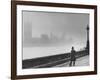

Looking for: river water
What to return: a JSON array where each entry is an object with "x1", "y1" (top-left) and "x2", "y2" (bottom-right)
[{"x1": 23, "y1": 44, "x2": 85, "y2": 60}]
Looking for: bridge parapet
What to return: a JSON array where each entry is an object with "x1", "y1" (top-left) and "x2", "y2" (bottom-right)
[{"x1": 23, "y1": 49, "x2": 88, "y2": 69}]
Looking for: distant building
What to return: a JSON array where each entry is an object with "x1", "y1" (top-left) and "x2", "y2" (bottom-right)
[
  {"x1": 41, "y1": 34, "x2": 49, "y2": 43},
  {"x1": 23, "y1": 22, "x2": 32, "y2": 44}
]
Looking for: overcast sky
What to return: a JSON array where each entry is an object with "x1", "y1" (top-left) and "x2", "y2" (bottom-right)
[{"x1": 23, "y1": 11, "x2": 89, "y2": 49}]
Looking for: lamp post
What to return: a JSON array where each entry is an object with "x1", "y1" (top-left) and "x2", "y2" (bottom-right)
[{"x1": 86, "y1": 25, "x2": 89, "y2": 54}]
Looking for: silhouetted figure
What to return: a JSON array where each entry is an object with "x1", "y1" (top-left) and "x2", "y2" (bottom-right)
[{"x1": 69, "y1": 46, "x2": 76, "y2": 66}]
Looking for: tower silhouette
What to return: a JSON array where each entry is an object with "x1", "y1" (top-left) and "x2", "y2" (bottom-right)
[{"x1": 24, "y1": 22, "x2": 32, "y2": 44}]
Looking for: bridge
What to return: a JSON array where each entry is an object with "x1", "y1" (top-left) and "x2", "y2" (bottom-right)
[
  {"x1": 22, "y1": 49, "x2": 89, "y2": 69},
  {"x1": 23, "y1": 24, "x2": 90, "y2": 69}
]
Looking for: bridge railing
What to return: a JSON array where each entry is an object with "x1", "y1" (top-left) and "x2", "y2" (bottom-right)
[{"x1": 23, "y1": 49, "x2": 88, "y2": 69}]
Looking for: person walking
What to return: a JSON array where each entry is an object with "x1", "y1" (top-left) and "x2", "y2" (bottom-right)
[{"x1": 69, "y1": 46, "x2": 76, "y2": 66}]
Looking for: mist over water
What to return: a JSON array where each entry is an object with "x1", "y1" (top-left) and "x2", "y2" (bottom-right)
[
  {"x1": 23, "y1": 42, "x2": 85, "y2": 60},
  {"x1": 22, "y1": 11, "x2": 89, "y2": 60}
]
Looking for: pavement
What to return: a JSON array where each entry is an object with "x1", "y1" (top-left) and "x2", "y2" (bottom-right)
[{"x1": 54, "y1": 55, "x2": 89, "y2": 67}]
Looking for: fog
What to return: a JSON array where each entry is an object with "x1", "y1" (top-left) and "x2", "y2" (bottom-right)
[{"x1": 22, "y1": 11, "x2": 89, "y2": 59}]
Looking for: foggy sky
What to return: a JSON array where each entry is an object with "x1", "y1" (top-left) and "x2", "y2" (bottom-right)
[{"x1": 23, "y1": 11, "x2": 89, "y2": 48}]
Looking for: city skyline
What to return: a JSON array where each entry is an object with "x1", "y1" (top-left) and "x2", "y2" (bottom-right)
[{"x1": 23, "y1": 11, "x2": 89, "y2": 49}]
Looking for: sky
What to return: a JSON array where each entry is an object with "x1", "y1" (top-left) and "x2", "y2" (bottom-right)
[{"x1": 23, "y1": 11, "x2": 89, "y2": 49}]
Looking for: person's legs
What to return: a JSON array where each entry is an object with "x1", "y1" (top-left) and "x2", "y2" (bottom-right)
[
  {"x1": 73, "y1": 60, "x2": 75, "y2": 66},
  {"x1": 69, "y1": 61, "x2": 72, "y2": 66}
]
